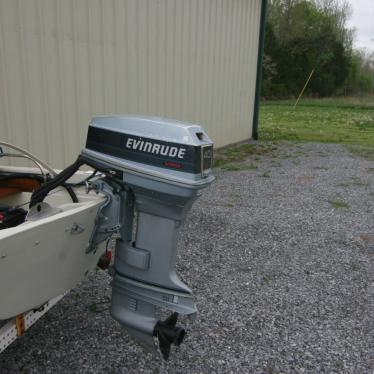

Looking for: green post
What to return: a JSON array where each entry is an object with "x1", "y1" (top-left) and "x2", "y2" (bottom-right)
[{"x1": 252, "y1": 0, "x2": 268, "y2": 140}]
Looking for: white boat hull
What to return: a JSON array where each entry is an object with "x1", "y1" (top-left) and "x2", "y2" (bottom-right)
[{"x1": 0, "y1": 181, "x2": 106, "y2": 319}]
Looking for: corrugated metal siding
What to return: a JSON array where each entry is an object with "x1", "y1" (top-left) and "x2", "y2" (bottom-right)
[{"x1": 0, "y1": 0, "x2": 261, "y2": 168}]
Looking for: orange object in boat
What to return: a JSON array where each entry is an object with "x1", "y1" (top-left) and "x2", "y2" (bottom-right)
[{"x1": 0, "y1": 177, "x2": 41, "y2": 198}]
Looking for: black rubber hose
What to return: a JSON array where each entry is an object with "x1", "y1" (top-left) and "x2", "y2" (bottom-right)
[
  {"x1": 29, "y1": 153, "x2": 125, "y2": 208},
  {"x1": 30, "y1": 157, "x2": 84, "y2": 207},
  {"x1": 62, "y1": 183, "x2": 79, "y2": 203},
  {"x1": 0, "y1": 172, "x2": 78, "y2": 205}
]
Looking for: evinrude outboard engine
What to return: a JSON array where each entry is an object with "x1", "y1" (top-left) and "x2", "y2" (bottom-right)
[{"x1": 80, "y1": 116, "x2": 214, "y2": 359}]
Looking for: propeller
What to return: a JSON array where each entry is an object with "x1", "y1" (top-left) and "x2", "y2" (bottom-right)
[{"x1": 153, "y1": 312, "x2": 186, "y2": 360}]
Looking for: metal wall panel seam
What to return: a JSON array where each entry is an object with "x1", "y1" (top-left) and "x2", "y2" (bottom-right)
[
  {"x1": 86, "y1": 0, "x2": 94, "y2": 122},
  {"x1": 0, "y1": 2, "x2": 12, "y2": 147},
  {"x1": 235, "y1": 0, "x2": 245, "y2": 139},
  {"x1": 209, "y1": 0, "x2": 216, "y2": 139},
  {"x1": 71, "y1": 0, "x2": 81, "y2": 156},
  {"x1": 16, "y1": 0, "x2": 31, "y2": 152},
  {"x1": 237, "y1": 0, "x2": 249, "y2": 139},
  {"x1": 37, "y1": 0, "x2": 52, "y2": 163},
  {"x1": 55, "y1": 0, "x2": 67, "y2": 164},
  {"x1": 229, "y1": 0, "x2": 241, "y2": 144}
]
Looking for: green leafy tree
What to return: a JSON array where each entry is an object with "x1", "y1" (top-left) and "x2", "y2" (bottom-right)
[
  {"x1": 263, "y1": 0, "x2": 354, "y2": 98},
  {"x1": 343, "y1": 50, "x2": 374, "y2": 95}
]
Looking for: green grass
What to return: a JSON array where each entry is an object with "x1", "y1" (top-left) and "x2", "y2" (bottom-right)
[
  {"x1": 222, "y1": 163, "x2": 258, "y2": 171},
  {"x1": 347, "y1": 145, "x2": 374, "y2": 161},
  {"x1": 260, "y1": 171, "x2": 271, "y2": 178},
  {"x1": 260, "y1": 96, "x2": 374, "y2": 146},
  {"x1": 338, "y1": 177, "x2": 369, "y2": 188},
  {"x1": 328, "y1": 199, "x2": 351, "y2": 209},
  {"x1": 212, "y1": 97, "x2": 373, "y2": 171},
  {"x1": 214, "y1": 143, "x2": 276, "y2": 168},
  {"x1": 262, "y1": 96, "x2": 374, "y2": 110}
]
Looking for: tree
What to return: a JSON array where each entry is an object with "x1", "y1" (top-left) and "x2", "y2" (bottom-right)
[
  {"x1": 343, "y1": 50, "x2": 374, "y2": 95},
  {"x1": 263, "y1": 0, "x2": 354, "y2": 98}
]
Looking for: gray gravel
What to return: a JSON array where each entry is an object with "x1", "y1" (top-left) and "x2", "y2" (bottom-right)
[{"x1": 1, "y1": 142, "x2": 373, "y2": 374}]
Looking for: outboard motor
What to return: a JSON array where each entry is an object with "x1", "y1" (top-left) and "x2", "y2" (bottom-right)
[{"x1": 80, "y1": 116, "x2": 214, "y2": 359}]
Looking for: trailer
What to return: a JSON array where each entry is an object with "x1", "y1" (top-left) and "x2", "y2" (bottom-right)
[{"x1": 0, "y1": 293, "x2": 66, "y2": 353}]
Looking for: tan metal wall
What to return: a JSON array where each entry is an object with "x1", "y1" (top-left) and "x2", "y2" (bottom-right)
[{"x1": 0, "y1": 0, "x2": 261, "y2": 168}]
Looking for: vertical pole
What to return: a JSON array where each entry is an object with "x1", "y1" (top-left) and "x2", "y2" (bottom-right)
[
  {"x1": 252, "y1": 0, "x2": 268, "y2": 140},
  {"x1": 294, "y1": 68, "x2": 316, "y2": 109}
]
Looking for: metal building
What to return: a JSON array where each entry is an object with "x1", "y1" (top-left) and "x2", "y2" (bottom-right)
[{"x1": 0, "y1": 0, "x2": 266, "y2": 168}]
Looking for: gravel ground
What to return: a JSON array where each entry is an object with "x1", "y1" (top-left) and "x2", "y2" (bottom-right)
[{"x1": 1, "y1": 142, "x2": 373, "y2": 374}]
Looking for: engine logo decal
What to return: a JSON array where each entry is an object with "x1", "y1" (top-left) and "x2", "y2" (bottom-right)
[
  {"x1": 86, "y1": 126, "x2": 213, "y2": 174},
  {"x1": 125, "y1": 138, "x2": 187, "y2": 159}
]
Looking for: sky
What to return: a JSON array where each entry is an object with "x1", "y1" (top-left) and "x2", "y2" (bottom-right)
[{"x1": 345, "y1": 0, "x2": 374, "y2": 51}]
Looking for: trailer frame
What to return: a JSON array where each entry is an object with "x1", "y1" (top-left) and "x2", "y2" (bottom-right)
[{"x1": 0, "y1": 292, "x2": 67, "y2": 353}]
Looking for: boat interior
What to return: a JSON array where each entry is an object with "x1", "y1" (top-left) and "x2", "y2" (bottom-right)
[
  {"x1": 0, "y1": 170, "x2": 41, "y2": 228},
  {"x1": 0, "y1": 142, "x2": 101, "y2": 231}
]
